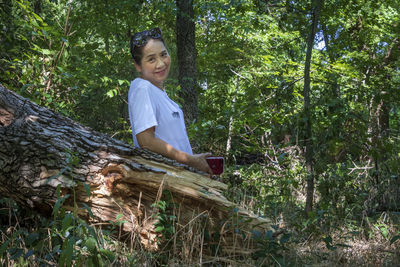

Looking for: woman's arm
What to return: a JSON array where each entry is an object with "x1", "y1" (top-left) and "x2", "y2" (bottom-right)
[{"x1": 136, "y1": 127, "x2": 213, "y2": 174}]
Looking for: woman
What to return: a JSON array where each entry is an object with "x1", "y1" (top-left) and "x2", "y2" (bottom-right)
[{"x1": 128, "y1": 28, "x2": 212, "y2": 174}]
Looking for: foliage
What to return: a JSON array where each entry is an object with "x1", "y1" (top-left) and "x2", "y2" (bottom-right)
[
  {"x1": 152, "y1": 191, "x2": 177, "y2": 245},
  {"x1": 1, "y1": 0, "x2": 400, "y2": 265},
  {"x1": 0, "y1": 154, "x2": 129, "y2": 266}
]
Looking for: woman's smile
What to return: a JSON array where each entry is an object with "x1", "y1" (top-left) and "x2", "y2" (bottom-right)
[
  {"x1": 134, "y1": 39, "x2": 171, "y2": 89},
  {"x1": 155, "y1": 69, "x2": 166, "y2": 75}
]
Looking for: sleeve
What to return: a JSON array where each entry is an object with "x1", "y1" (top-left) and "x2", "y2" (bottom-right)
[{"x1": 128, "y1": 80, "x2": 158, "y2": 135}]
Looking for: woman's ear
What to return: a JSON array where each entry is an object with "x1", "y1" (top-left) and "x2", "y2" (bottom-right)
[{"x1": 134, "y1": 61, "x2": 141, "y2": 73}]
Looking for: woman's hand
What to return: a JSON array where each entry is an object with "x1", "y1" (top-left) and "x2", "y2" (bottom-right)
[
  {"x1": 189, "y1": 153, "x2": 213, "y2": 175},
  {"x1": 137, "y1": 128, "x2": 213, "y2": 175}
]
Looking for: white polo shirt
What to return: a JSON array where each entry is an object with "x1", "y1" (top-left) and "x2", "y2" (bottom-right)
[{"x1": 128, "y1": 78, "x2": 193, "y2": 155}]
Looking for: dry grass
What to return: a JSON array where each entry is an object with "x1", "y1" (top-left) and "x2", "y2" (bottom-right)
[
  {"x1": 138, "y1": 201, "x2": 271, "y2": 266},
  {"x1": 286, "y1": 233, "x2": 400, "y2": 266},
  {"x1": 1, "y1": 206, "x2": 399, "y2": 267},
  {"x1": 1, "y1": 172, "x2": 400, "y2": 267}
]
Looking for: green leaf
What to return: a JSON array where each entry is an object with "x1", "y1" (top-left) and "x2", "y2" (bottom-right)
[
  {"x1": 380, "y1": 227, "x2": 388, "y2": 238},
  {"x1": 264, "y1": 230, "x2": 273, "y2": 240},
  {"x1": 99, "y1": 248, "x2": 115, "y2": 262},
  {"x1": 41, "y1": 29, "x2": 48, "y2": 37},
  {"x1": 59, "y1": 237, "x2": 74, "y2": 267},
  {"x1": 280, "y1": 233, "x2": 291, "y2": 244},
  {"x1": 323, "y1": 235, "x2": 332, "y2": 244},
  {"x1": 0, "y1": 240, "x2": 10, "y2": 256},
  {"x1": 106, "y1": 89, "x2": 117, "y2": 98},
  {"x1": 155, "y1": 226, "x2": 165, "y2": 232},
  {"x1": 82, "y1": 203, "x2": 94, "y2": 218},
  {"x1": 41, "y1": 49, "x2": 54, "y2": 55},
  {"x1": 25, "y1": 232, "x2": 39, "y2": 246},
  {"x1": 8, "y1": 248, "x2": 24, "y2": 260},
  {"x1": 85, "y1": 237, "x2": 97, "y2": 253},
  {"x1": 53, "y1": 245, "x2": 61, "y2": 253},
  {"x1": 118, "y1": 79, "x2": 127, "y2": 85},
  {"x1": 31, "y1": 19, "x2": 40, "y2": 28},
  {"x1": 52, "y1": 194, "x2": 70, "y2": 217},
  {"x1": 32, "y1": 12, "x2": 44, "y2": 23},
  {"x1": 390, "y1": 235, "x2": 400, "y2": 245},
  {"x1": 24, "y1": 250, "x2": 35, "y2": 259},
  {"x1": 83, "y1": 183, "x2": 91, "y2": 197},
  {"x1": 62, "y1": 213, "x2": 74, "y2": 232}
]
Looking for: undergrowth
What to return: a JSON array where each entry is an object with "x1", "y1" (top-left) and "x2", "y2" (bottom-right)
[
  {"x1": 1, "y1": 145, "x2": 400, "y2": 266},
  {"x1": 0, "y1": 190, "x2": 137, "y2": 266},
  {"x1": 0, "y1": 191, "x2": 289, "y2": 266},
  {"x1": 219, "y1": 144, "x2": 400, "y2": 266}
]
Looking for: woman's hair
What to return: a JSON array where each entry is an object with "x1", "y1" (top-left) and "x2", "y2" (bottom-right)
[{"x1": 130, "y1": 27, "x2": 166, "y2": 65}]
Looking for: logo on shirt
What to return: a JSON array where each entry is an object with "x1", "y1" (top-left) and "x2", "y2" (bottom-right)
[{"x1": 172, "y1": 111, "x2": 180, "y2": 118}]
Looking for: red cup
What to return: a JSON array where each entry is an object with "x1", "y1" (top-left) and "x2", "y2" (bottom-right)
[{"x1": 206, "y1": 156, "x2": 224, "y2": 175}]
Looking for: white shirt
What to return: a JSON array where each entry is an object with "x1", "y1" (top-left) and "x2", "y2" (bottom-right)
[{"x1": 128, "y1": 78, "x2": 193, "y2": 155}]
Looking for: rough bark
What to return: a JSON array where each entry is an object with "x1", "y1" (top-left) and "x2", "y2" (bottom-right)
[
  {"x1": 0, "y1": 84, "x2": 272, "y2": 254},
  {"x1": 176, "y1": 0, "x2": 198, "y2": 125}
]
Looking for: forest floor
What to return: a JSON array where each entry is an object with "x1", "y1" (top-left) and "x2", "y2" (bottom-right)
[
  {"x1": 1, "y1": 198, "x2": 400, "y2": 266},
  {"x1": 289, "y1": 237, "x2": 400, "y2": 266},
  {"x1": 275, "y1": 203, "x2": 400, "y2": 266},
  {"x1": 1, "y1": 171, "x2": 400, "y2": 266}
]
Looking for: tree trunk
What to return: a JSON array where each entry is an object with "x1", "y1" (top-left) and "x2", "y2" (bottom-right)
[
  {"x1": 226, "y1": 75, "x2": 239, "y2": 158},
  {"x1": 176, "y1": 0, "x2": 198, "y2": 125},
  {"x1": 303, "y1": 0, "x2": 323, "y2": 215},
  {"x1": 34, "y1": 0, "x2": 41, "y2": 14},
  {"x1": 0, "y1": 84, "x2": 272, "y2": 255}
]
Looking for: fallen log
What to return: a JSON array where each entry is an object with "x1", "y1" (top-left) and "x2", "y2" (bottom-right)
[{"x1": 0, "y1": 84, "x2": 272, "y2": 257}]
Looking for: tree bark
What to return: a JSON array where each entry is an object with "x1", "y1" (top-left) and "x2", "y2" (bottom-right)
[
  {"x1": 34, "y1": 0, "x2": 41, "y2": 14},
  {"x1": 176, "y1": 0, "x2": 198, "y2": 125},
  {"x1": 0, "y1": 84, "x2": 271, "y2": 255},
  {"x1": 226, "y1": 75, "x2": 239, "y2": 158},
  {"x1": 303, "y1": 0, "x2": 323, "y2": 215}
]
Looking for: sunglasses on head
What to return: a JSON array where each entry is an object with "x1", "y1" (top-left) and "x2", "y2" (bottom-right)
[{"x1": 131, "y1": 27, "x2": 162, "y2": 47}]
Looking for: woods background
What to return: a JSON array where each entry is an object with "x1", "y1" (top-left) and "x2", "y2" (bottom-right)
[{"x1": 1, "y1": 0, "x2": 400, "y2": 266}]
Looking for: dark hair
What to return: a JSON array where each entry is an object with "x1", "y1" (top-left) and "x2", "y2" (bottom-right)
[{"x1": 130, "y1": 27, "x2": 166, "y2": 65}]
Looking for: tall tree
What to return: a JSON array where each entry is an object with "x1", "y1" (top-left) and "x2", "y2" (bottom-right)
[
  {"x1": 304, "y1": 0, "x2": 323, "y2": 214},
  {"x1": 176, "y1": 0, "x2": 198, "y2": 125}
]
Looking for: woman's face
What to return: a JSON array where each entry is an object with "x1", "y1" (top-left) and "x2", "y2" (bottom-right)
[{"x1": 134, "y1": 39, "x2": 171, "y2": 89}]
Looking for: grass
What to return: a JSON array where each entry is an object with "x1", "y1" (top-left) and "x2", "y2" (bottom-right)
[{"x1": 1, "y1": 196, "x2": 400, "y2": 266}]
